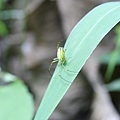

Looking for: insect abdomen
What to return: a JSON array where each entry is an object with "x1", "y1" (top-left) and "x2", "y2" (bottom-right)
[{"x1": 57, "y1": 47, "x2": 66, "y2": 64}]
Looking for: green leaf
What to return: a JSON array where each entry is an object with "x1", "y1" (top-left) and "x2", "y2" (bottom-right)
[
  {"x1": 0, "y1": 73, "x2": 34, "y2": 120},
  {"x1": 99, "y1": 53, "x2": 120, "y2": 64},
  {"x1": 106, "y1": 79, "x2": 120, "y2": 91},
  {"x1": 104, "y1": 25, "x2": 120, "y2": 81},
  {"x1": 0, "y1": 0, "x2": 5, "y2": 10},
  {"x1": 0, "y1": 20, "x2": 9, "y2": 36},
  {"x1": 34, "y1": 2, "x2": 120, "y2": 120}
]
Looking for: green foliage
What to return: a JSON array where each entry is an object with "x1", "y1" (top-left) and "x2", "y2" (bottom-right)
[
  {"x1": 100, "y1": 53, "x2": 120, "y2": 65},
  {"x1": 0, "y1": 0, "x2": 9, "y2": 36},
  {"x1": 0, "y1": 71, "x2": 34, "y2": 120},
  {"x1": 106, "y1": 79, "x2": 120, "y2": 91},
  {"x1": 0, "y1": 20, "x2": 9, "y2": 36},
  {"x1": 34, "y1": 2, "x2": 120, "y2": 120},
  {"x1": 0, "y1": 0, "x2": 6, "y2": 10},
  {"x1": 104, "y1": 25, "x2": 120, "y2": 81}
]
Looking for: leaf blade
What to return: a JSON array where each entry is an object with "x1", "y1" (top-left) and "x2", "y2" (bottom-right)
[{"x1": 34, "y1": 2, "x2": 120, "y2": 120}]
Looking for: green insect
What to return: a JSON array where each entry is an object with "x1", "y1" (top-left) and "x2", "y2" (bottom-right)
[{"x1": 48, "y1": 41, "x2": 75, "y2": 83}]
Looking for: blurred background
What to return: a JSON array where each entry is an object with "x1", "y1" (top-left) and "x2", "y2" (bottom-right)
[{"x1": 0, "y1": 0, "x2": 120, "y2": 120}]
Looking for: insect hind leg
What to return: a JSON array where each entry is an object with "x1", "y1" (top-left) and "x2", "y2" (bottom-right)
[
  {"x1": 62, "y1": 64, "x2": 76, "y2": 74},
  {"x1": 58, "y1": 67, "x2": 72, "y2": 83}
]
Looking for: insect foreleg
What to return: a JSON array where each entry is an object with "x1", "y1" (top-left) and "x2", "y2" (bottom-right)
[
  {"x1": 57, "y1": 40, "x2": 63, "y2": 49},
  {"x1": 48, "y1": 58, "x2": 58, "y2": 76}
]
